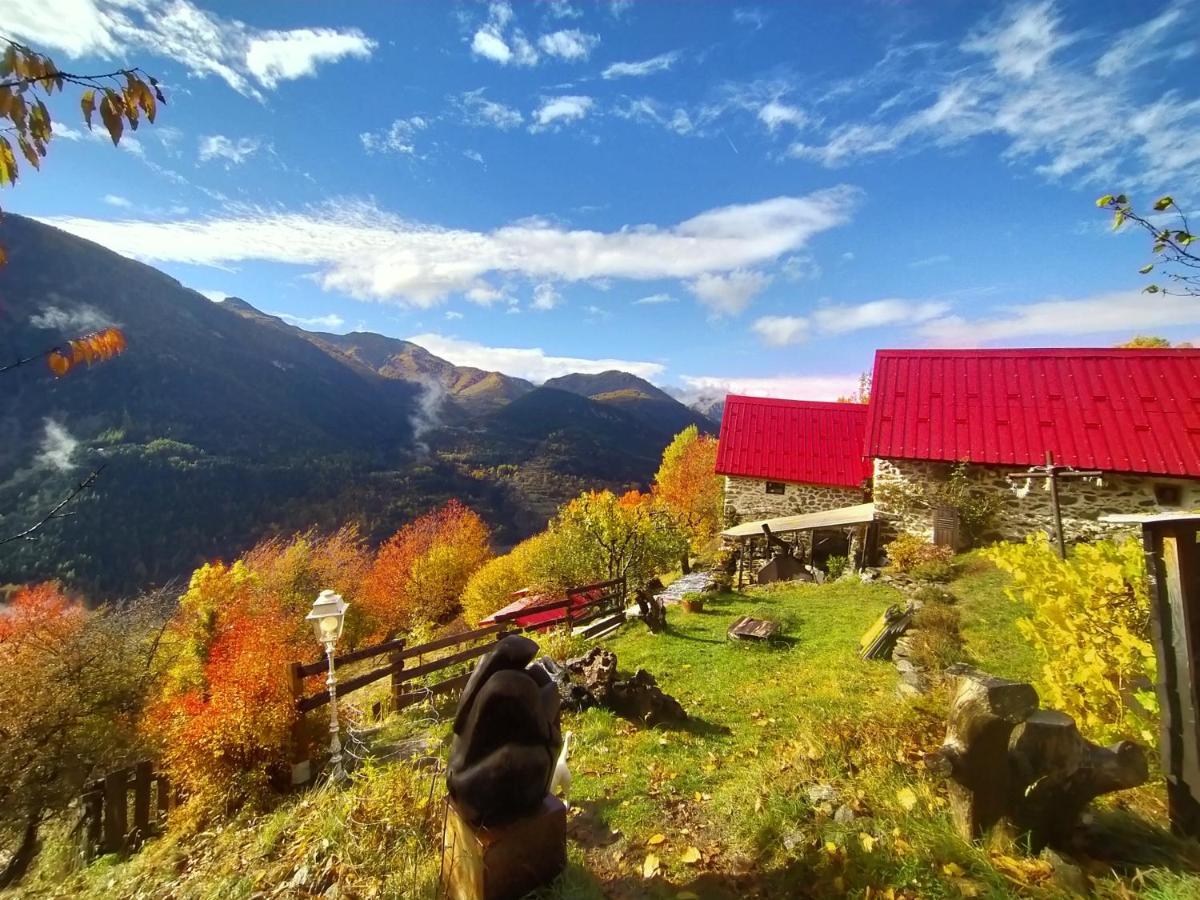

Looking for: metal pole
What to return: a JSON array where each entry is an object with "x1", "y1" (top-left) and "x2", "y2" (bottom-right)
[
  {"x1": 1045, "y1": 451, "x2": 1067, "y2": 560},
  {"x1": 324, "y1": 640, "x2": 345, "y2": 783}
]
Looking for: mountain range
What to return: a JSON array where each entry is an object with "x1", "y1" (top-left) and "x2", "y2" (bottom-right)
[{"x1": 0, "y1": 214, "x2": 715, "y2": 596}]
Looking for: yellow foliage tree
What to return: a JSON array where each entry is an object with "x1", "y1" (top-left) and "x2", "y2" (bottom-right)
[
  {"x1": 652, "y1": 425, "x2": 722, "y2": 566},
  {"x1": 985, "y1": 534, "x2": 1158, "y2": 743},
  {"x1": 461, "y1": 532, "x2": 560, "y2": 625}
]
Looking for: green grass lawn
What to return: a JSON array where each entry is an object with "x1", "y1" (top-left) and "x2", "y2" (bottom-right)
[{"x1": 20, "y1": 564, "x2": 1200, "y2": 899}]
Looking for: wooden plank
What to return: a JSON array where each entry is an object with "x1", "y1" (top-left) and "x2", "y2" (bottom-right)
[
  {"x1": 394, "y1": 642, "x2": 497, "y2": 684},
  {"x1": 580, "y1": 612, "x2": 625, "y2": 639},
  {"x1": 494, "y1": 598, "x2": 572, "y2": 623},
  {"x1": 287, "y1": 661, "x2": 309, "y2": 759},
  {"x1": 392, "y1": 671, "x2": 472, "y2": 712},
  {"x1": 297, "y1": 659, "x2": 398, "y2": 713},
  {"x1": 102, "y1": 769, "x2": 129, "y2": 853},
  {"x1": 82, "y1": 789, "x2": 103, "y2": 859},
  {"x1": 567, "y1": 577, "x2": 624, "y2": 597},
  {"x1": 132, "y1": 762, "x2": 152, "y2": 840},
  {"x1": 297, "y1": 638, "x2": 406, "y2": 678},
  {"x1": 397, "y1": 623, "x2": 504, "y2": 659}
]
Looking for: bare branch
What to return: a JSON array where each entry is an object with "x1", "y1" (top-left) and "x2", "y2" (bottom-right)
[{"x1": 0, "y1": 466, "x2": 104, "y2": 547}]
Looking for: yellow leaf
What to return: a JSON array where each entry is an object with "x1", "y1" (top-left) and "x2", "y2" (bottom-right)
[
  {"x1": 642, "y1": 853, "x2": 660, "y2": 879},
  {"x1": 680, "y1": 846, "x2": 701, "y2": 864},
  {"x1": 859, "y1": 832, "x2": 876, "y2": 852},
  {"x1": 896, "y1": 787, "x2": 918, "y2": 811},
  {"x1": 647, "y1": 833, "x2": 667, "y2": 846},
  {"x1": 100, "y1": 91, "x2": 123, "y2": 146},
  {"x1": 943, "y1": 862, "x2": 965, "y2": 877},
  {"x1": 80, "y1": 89, "x2": 96, "y2": 130}
]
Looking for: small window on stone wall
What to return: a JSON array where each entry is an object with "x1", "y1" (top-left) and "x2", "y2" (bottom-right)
[
  {"x1": 765, "y1": 481, "x2": 786, "y2": 495},
  {"x1": 1154, "y1": 483, "x2": 1183, "y2": 507}
]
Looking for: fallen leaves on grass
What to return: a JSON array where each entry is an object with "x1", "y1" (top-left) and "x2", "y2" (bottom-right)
[
  {"x1": 896, "y1": 787, "x2": 918, "y2": 811},
  {"x1": 642, "y1": 853, "x2": 661, "y2": 878},
  {"x1": 647, "y1": 833, "x2": 667, "y2": 846},
  {"x1": 680, "y1": 846, "x2": 702, "y2": 864}
]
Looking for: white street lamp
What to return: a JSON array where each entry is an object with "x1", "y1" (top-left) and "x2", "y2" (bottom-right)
[{"x1": 306, "y1": 590, "x2": 348, "y2": 783}]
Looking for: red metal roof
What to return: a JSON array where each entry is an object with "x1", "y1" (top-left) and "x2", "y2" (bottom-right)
[
  {"x1": 715, "y1": 395, "x2": 872, "y2": 488},
  {"x1": 864, "y1": 348, "x2": 1200, "y2": 477}
]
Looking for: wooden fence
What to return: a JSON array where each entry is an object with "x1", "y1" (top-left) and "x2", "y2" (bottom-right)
[
  {"x1": 79, "y1": 761, "x2": 174, "y2": 857},
  {"x1": 492, "y1": 576, "x2": 627, "y2": 638}
]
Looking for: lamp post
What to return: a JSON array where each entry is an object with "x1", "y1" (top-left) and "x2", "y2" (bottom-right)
[{"x1": 306, "y1": 590, "x2": 348, "y2": 783}]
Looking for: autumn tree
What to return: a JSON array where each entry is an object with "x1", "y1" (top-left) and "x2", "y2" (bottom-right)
[
  {"x1": 542, "y1": 490, "x2": 687, "y2": 591},
  {"x1": 461, "y1": 531, "x2": 560, "y2": 625},
  {"x1": 1116, "y1": 335, "x2": 1192, "y2": 348},
  {"x1": 1098, "y1": 193, "x2": 1198, "y2": 296},
  {"x1": 0, "y1": 584, "x2": 168, "y2": 887},
  {"x1": 360, "y1": 501, "x2": 492, "y2": 640},
  {"x1": 652, "y1": 426, "x2": 722, "y2": 572},
  {"x1": 836, "y1": 371, "x2": 871, "y2": 404}
]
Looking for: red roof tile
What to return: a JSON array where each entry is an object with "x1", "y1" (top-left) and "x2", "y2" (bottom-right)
[
  {"x1": 715, "y1": 395, "x2": 872, "y2": 488},
  {"x1": 864, "y1": 348, "x2": 1200, "y2": 477}
]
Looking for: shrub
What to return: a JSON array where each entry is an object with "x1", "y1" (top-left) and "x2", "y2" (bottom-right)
[
  {"x1": 537, "y1": 626, "x2": 588, "y2": 662},
  {"x1": 911, "y1": 585, "x2": 957, "y2": 606},
  {"x1": 884, "y1": 533, "x2": 954, "y2": 575},
  {"x1": 461, "y1": 532, "x2": 559, "y2": 625},
  {"x1": 985, "y1": 534, "x2": 1157, "y2": 742},
  {"x1": 906, "y1": 602, "x2": 964, "y2": 672},
  {"x1": 825, "y1": 554, "x2": 848, "y2": 580},
  {"x1": 910, "y1": 559, "x2": 956, "y2": 583},
  {"x1": 912, "y1": 603, "x2": 960, "y2": 634}
]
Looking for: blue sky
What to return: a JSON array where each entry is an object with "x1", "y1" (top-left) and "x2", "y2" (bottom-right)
[{"x1": 5, "y1": 0, "x2": 1200, "y2": 400}]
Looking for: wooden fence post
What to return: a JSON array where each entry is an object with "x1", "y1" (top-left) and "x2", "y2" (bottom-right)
[
  {"x1": 155, "y1": 774, "x2": 171, "y2": 823},
  {"x1": 130, "y1": 762, "x2": 152, "y2": 847},
  {"x1": 80, "y1": 787, "x2": 102, "y2": 860},
  {"x1": 389, "y1": 650, "x2": 406, "y2": 712},
  {"x1": 102, "y1": 769, "x2": 129, "y2": 854},
  {"x1": 287, "y1": 661, "x2": 311, "y2": 786}
]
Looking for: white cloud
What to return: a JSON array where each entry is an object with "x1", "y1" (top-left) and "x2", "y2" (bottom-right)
[
  {"x1": 614, "y1": 98, "x2": 695, "y2": 135},
  {"x1": 360, "y1": 117, "x2": 428, "y2": 155},
  {"x1": 455, "y1": 89, "x2": 524, "y2": 129},
  {"x1": 38, "y1": 186, "x2": 858, "y2": 309},
  {"x1": 531, "y1": 282, "x2": 562, "y2": 310},
  {"x1": 40, "y1": 418, "x2": 78, "y2": 472},
  {"x1": 918, "y1": 290, "x2": 1200, "y2": 345},
  {"x1": 758, "y1": 100, "x2": 807, "y2": 131},
  {"x1": 271, "y1": 311, "x2": 347, "y2": 331},
  {"x1": 471, "y1": 29, "x2": 513, "y2": 64},
  {"x1": 1095, "y1": 1, "x2": 1192, "y2": 77},
  {"x1": 602, "y1": 51, "x2": 679, "y2": 79},
  {"x1": 687, "y1": 269, "x2": 771, "y2": 316},
  {"x1": 406, "y1": 333, "x2": 664, "y2": 382},
  {"x1": 751, "y1": 315, "x2": 809, "y2": 346},
  {"x1": 908, "y1": 253, "x2": 951, "y2": 268},
  {"x1": 5, "y1": 0, "x2": 374, "y2": 99},
  {"x1": 538, "y1": 29, "x2": 599, "y2": 61},
  {"x1": 445, "y1": 310, "x2": 464, "y2": 320},
  {"x1": 545, "y1": 0, "x2": 582, "y2": 20},
  {"x1": 464, "y1": 149, "x2": 484, "y2": 164},
  {"x1": 102, "y1": 194, "x2": 132, "y2": 208},
  {"x1": 787, "y1": 2, "x2": 1200, "y2": 190},
  {"x1": 532, "y1": 95, "x2": 593, "y2": 130},
  {"x1": 198, "y1": 134, "x2": 262, "y2": 165},
  {"x1": 814, "y1": 299, "x2": 950, "y2": 334},
  {"x1": 732, "y1": 8, "x2": 769, "y2": 30},
  {"x1": 677, "y1": 373, "x2": 861, "y2": 402},
  {"x1": 633, "y1": 293, "x2": 677, "y2": 305}
]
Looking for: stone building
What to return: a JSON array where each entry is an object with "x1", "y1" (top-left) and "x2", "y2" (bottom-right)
[
  {"x1": 864, "y1": 348, "x2": 1200, "y2": 546},
  {"x1": 715, "y1": 395, "x2": 871, "y2": 523}
]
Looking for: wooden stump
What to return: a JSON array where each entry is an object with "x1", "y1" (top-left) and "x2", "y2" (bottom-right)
[
  {"x1": 443, "y1": 795, "x2": 567, "y2": 900},
  {"x1": 1009, "y1": 710, "x2": 1149, "y2": 849},
  {"x1": 934, "y1": 664, "x2": 1039, "y2": 839}
]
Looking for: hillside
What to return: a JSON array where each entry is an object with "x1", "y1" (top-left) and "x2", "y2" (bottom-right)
[
  {"x1": 0, "y1": 215, "x2": 703, "y2": 596},
  {"x1": 544, "y1": 370, "x2": 716, "y2": 440}
]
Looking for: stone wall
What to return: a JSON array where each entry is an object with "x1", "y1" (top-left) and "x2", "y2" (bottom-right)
[
  {"x1": 872, "y1": 457, "x2": 1200, "y2": 546},
  {"x1": 724, "y1": 475, "x2": 864, "y2": 524}
]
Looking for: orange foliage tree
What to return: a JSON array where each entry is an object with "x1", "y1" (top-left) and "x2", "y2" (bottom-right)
[
  {"x1": 0, "y1": 583, "x2": 160, "y2": 886},
  {"x1": 652, "y1": 425, "x2": 722, "y2": 568},
  {"x1": 144, "y1": 527, "x2": 370, "y2": 814},
  {"x1": 360, "y1": 500, "x2": 492, "y2": 640}
]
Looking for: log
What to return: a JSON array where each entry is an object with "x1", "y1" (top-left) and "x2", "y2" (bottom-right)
[
  {"x1": 1008, "y1": 710, "x2": 1149, "y2": 849},
  {"x1": 934, "y1": 664, "x2": 1039, "y2": 839}
]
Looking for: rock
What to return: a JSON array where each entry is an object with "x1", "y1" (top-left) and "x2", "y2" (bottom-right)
[
  {"x1": 892, "y1": 635, "x2": 916, "y2": 660},
  {"x1": 1041, "y1": 849, "x2": 1090, "y2": 895},
  {"x1": 834, "y1": 804, "x2": 857, "y2": 825},
  {"x1": 609, "y1": 668, "x2": 687, "y2": 727},
  {"x1": 894, "y1": 658, "x2": 917, "y2": 675},
  {"x1": 806, "y1": 784, "x2": 838, "y2": 805},
  {"x1": 781, "y1": 829, "x2": 805, "y2": 851},
  {"x1": 565, "y1": 647, "x2": 618, "y2": 706}
]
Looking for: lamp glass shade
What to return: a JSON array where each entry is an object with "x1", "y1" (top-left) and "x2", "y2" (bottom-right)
[{"x1": 306, "y1": 590, "x2": 348, "y2": 644}]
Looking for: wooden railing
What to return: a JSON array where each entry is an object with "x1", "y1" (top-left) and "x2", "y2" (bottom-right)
[
  {"x1": 79, "y1": 761, "x2": 174, "y2": 857},
  {"x1": 492, "y1": 576, "x2": 627, "y2": 639}
]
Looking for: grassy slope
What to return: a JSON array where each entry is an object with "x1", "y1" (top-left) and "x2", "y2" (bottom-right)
[{"x1": 19, "y1": 569, "x2": 1200, "y2": 899}]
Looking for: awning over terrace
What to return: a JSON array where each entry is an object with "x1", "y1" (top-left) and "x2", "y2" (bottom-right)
[{"x1": 721, "y1": 502, "x2": 878, "y2": 540}]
